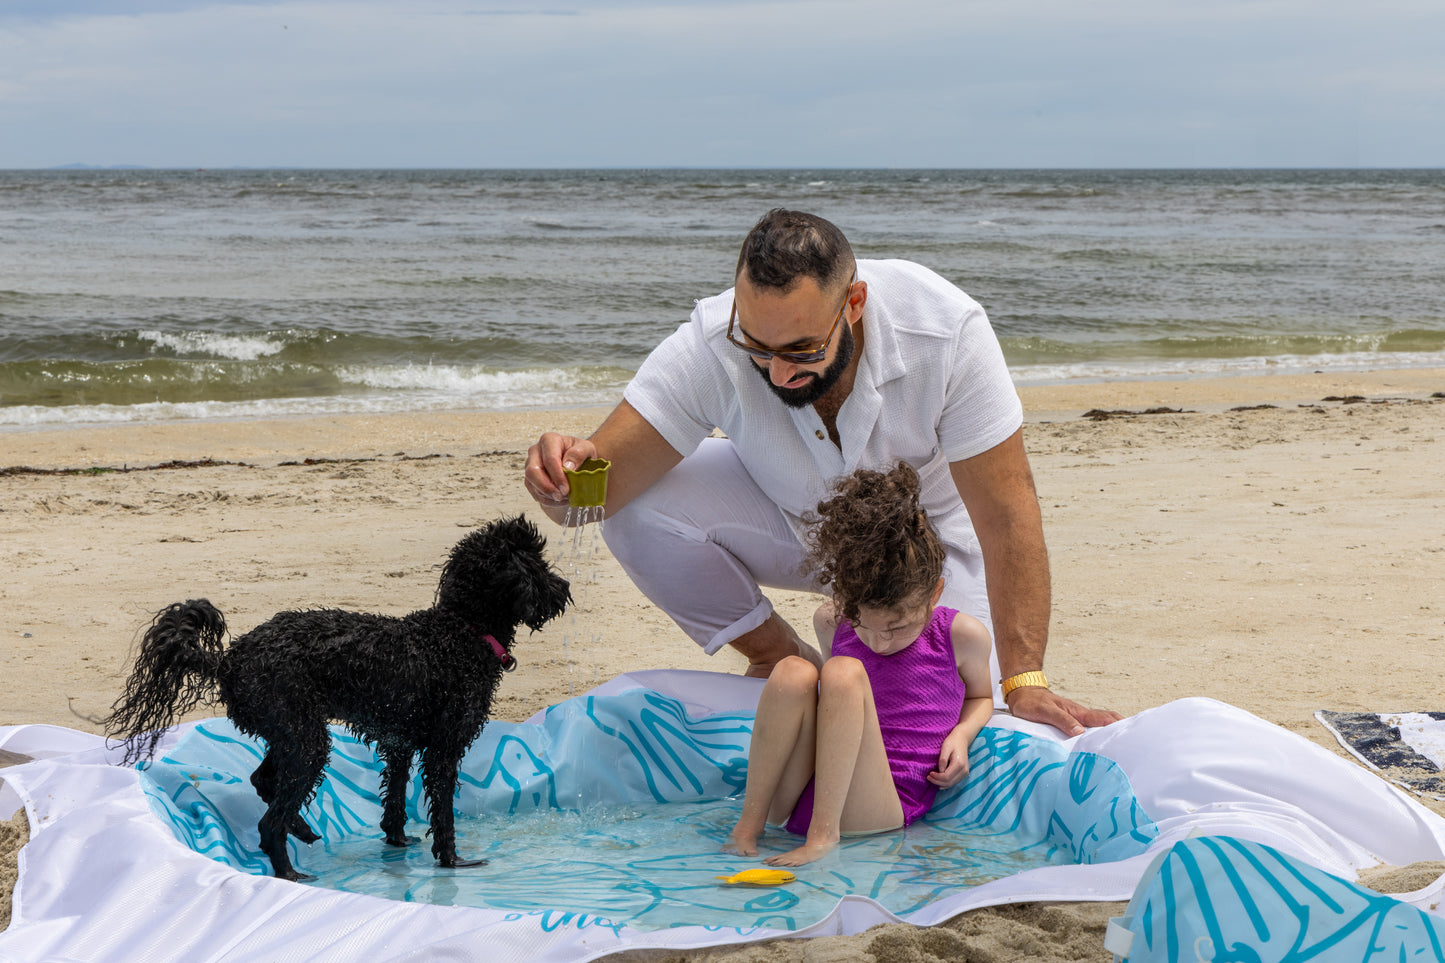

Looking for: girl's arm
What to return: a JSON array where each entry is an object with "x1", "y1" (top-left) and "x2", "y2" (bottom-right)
[
  {"x1": 928, "y1": 613, "x2": 996, "y2": 788},
  {"x1": 811, "y1": 600, "x2": 839, "y2": 659},
  {"x1": 929, "y1": 697, "x2": 993, "y2": 788}
]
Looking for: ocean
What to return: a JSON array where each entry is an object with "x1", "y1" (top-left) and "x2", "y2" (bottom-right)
[{"x1": 3, "y1": 168, "x2": 1443, "y2": 429}]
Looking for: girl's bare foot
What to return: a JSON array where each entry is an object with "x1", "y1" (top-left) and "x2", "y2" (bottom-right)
[
  {"x1": 762, "y1": 836, "x2": 837, "y2": 866},
  {"x1": 722, "y1": 829, "x2": 760, "y2": 857}
]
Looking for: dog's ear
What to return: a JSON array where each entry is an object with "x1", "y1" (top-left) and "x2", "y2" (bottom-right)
[
  {"x1": 487, "y1": 543, "x2": 571, "y2": 632},
  {"x1": 436, "y1": 527, "x2": 501, "y2": 617},
  {"x1": 517, "y1": 558, "x2": 572, "y2": 631},
  {"x1": 490, "y1": 515, "x2": 548, "y2": 557},
  {"x1": 496, "y1": 514, "x2": 570, "y2": 626},
  {"x1": 437, "y1": 516, "x2": 570, "y2": 631}
]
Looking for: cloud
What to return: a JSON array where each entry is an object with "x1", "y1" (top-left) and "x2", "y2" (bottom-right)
[{"x1": 1, "y1": 0, "x2": 1441, "y2": 167}]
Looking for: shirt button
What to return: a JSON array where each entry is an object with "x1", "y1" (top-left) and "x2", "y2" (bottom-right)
[{"x1": 815, "y1": 430, "x2": 825, "y2": 440}]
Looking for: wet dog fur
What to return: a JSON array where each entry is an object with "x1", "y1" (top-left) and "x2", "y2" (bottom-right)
[{"x1": 106, "y1": 514, "x2": 571, "y2": 881}]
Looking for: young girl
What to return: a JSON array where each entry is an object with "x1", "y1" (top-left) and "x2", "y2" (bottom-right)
[{"x1": 723, "y1": 462, "x2": 995, "y2": 867}]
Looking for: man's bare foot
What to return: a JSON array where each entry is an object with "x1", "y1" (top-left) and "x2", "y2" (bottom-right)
[
  {"x1": 743, "y1": 638, "x2": 825, "y2": 679},
  {"x1": 743, "y1": 660, "x2": 777, "y2": 679},
  {"x1": 745, "y1": 641, "x2": 824, "y2": 678},
  {"x1": 734, "y1": 614, "x2": 825, "y2": 678},
  {"x1": 762, "y1": 837, "x2": 837, "y2": 867}
]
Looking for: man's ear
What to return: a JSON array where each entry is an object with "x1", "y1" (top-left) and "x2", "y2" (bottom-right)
[{"x1": 847, "y1": 278, "x2": 868, "y2": 320}]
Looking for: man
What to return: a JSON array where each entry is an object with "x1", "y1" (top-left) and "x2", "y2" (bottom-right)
[{"x1": 524, "y1": 209, "x2": 1118, "y2": 735}]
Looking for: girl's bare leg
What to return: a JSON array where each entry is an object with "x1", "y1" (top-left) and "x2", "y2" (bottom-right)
[
  {"x1": 763, "y1": 656, "x2": 903, "y2": 867},
  {"x1": 723, "y1": 656, "x2": 820, "y2": 856}
]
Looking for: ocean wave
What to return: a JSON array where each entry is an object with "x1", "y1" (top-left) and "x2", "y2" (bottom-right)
[
  {"x1": 138, "y1": 329, "x2": 289, "y2": 361},
  {"x1": 999, "y1": 328, "x2": 1445, "y2": 365},
  {"x1": 333, "y1": 362, "x2": 605, "y2": 393},
  {"x1": 1009, "y1": 349, "x2": 1445, "y2": 386},
  {"x1": 0, "y1": 384, "x2": 629, "y2": 432},
  {"x1": 0, "y1": 361, "x2": 633, "y2": 429},
  {"x1": 993, "y1": 187, "x2": 1106, "y2": 199},
  {"x1": 524, "y1": 218, "x2": 604, "y2": 232}
]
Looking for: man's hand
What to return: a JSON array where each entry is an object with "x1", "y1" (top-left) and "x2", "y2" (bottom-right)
[
  {"x1": 1006, "y1": 686, "x2": 1123, "y2": 736},
  {"x1": 523, "y1": 432, "x2": 596, "y2": 513},
  {"x1": 521, "y1": 401, "x2": 683, "y2": 526}
]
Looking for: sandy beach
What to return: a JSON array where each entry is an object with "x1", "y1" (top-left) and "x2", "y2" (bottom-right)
[{"x1": 4, "y1": 367, "x2": 1445, "y2": 959}]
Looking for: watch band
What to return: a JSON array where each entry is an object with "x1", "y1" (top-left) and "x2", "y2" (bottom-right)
[{"x1": 1001, "y1": 670, "x2": 1049, "y2": 698}]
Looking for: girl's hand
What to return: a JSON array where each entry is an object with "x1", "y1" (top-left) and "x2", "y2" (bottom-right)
[{"x1": 927, "y1": 730, "x2": 973, "y2": 788}]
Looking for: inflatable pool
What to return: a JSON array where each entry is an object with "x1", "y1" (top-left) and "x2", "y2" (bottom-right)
[{"x1": 3, "y1": 670, "x2": 1444, "y2": 961}]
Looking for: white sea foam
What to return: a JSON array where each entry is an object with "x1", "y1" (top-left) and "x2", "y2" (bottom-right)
[
  {"x1": 0, "y1": 365, "x2": 629, "y2": 431},
  {"x1": 334, "y1": 362, "x2": 581, "y2": 393},
  {"x1": 1009, "y1": 349, "x2": 1445, "y2": 386},
  {"x1": 139, "y1": 330, "x2": 287, "y2": 361},
  {"x1": 0, "y1": 390, "x2": 622, "y2": 430},
  {"x1": 6, "y1": 349, "x2": 1443, "y2": 433}
]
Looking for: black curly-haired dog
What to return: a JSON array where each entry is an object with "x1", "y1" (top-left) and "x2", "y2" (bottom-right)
[{"x1": 106, "y1": 514, "x2": 571, "y2": 882}]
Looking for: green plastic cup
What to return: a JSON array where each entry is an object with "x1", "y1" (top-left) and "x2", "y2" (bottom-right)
[{"x1": 564, "y1": 457, "x2": 610, "y2": 508}]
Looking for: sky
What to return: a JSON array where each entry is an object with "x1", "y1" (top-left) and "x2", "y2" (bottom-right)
[{"x1": 1, "y1": 0, "x2": 1442, "y2": 169}]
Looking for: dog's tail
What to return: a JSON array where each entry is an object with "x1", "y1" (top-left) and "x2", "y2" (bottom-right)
[{"x1": 106, "y1": 599, "x2": 228, "y2": 764}]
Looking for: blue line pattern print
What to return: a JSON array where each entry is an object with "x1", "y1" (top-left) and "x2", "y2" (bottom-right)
[
  {"x1": 138, "y1": 687, "x2": 1158, "y2": 933},
  {"x1": 1120, "y1": 836, "x2": 1445, "y2": 962},
  {"x1": 930, "y1": 728, "x2": 1156, "y2": 865}
]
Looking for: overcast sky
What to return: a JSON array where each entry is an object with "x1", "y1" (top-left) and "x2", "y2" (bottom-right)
[{"x1": 2, "y1": 0, "x2": 1441, "y2": 169}]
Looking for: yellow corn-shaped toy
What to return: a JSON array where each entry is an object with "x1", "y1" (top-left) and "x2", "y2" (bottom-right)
[{"x1": 714, "y1": 868, "x2": 796, "y2": 886}]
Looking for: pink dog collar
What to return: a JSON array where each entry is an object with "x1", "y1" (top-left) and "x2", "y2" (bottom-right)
[{"x1": 481, "y1": 633, "x2": 517, "y2": 672}]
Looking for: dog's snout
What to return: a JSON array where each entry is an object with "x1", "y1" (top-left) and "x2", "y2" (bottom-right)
[{"x1": 522, "y1": 572, "x2": 571, "y2": 631}]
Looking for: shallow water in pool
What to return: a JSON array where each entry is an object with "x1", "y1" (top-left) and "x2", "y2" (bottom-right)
[{"x1": 297, "y1": 796, "x2": 1068, "y2": 931}]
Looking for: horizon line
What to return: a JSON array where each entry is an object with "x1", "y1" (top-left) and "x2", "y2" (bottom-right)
[{"x1": 16, "y1": 164, "x2": 1445, "y2": 173}]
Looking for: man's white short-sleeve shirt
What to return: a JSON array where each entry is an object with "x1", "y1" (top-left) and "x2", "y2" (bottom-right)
[{"x1": 623, "y1": 258, "x2": 1023, "y2": 555}]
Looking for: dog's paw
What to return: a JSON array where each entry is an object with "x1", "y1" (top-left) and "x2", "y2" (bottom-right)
[
  {"x1": 439, "y1": 855, "x2": 489, "y2": 869},
  {"x1": 385, "y1": 834, "x2": 422, "y2": 848},
  {"x1": 287, "y1": 816, "x2": 320, "y2": 844}
]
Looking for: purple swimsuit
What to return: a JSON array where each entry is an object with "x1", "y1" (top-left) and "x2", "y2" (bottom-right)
[{"x1": 784, "y1": 606, "x2": 966, "y2": 836}]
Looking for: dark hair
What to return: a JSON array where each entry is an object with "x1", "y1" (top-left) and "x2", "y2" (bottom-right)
[
  {"x1": 803, "y1": 462, "x2": 946, "y2": 624},
  {"x1": 735, "y1": 208, "x2": 855, "y2": 294}
]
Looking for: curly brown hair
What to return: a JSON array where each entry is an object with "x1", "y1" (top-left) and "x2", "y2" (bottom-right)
[{"x1": 803, "y1": 461, "x2": 946, "y2": 625}]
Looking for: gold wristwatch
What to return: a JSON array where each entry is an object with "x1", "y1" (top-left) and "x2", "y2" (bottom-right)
[{"x1": 1000, "y1": 671, "x2": 1049, "y2": 698}]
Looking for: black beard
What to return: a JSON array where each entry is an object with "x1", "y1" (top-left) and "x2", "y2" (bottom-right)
[{"x1": 751, "y1": 323, "x2": 855, "y2": 409}]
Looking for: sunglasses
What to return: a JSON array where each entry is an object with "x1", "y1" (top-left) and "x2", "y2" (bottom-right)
[{"x1": 726, "y1": 272, "x2": 856, "y2": 365}]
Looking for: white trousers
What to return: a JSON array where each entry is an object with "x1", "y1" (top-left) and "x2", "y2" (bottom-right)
[{"x1": 603, "y1": 439, "x2": 1002, "y2": 690}]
